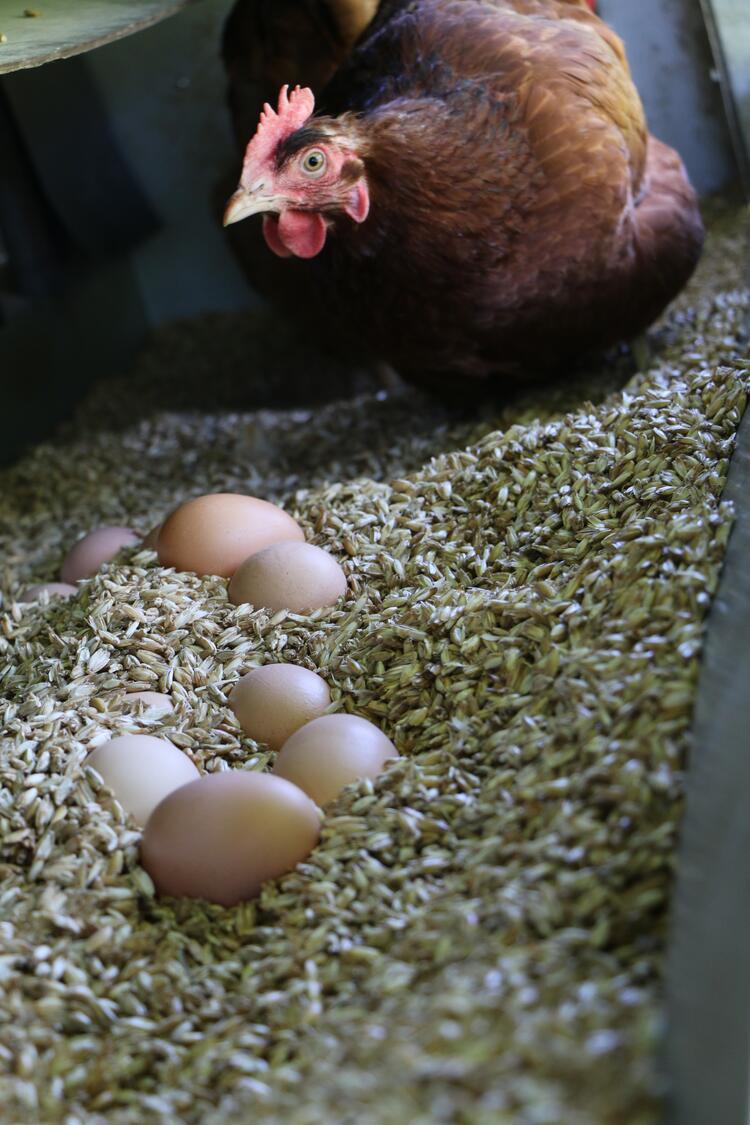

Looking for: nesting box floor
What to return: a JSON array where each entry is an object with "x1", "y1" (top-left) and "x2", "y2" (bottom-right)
[{"x1": 0, "y1": 203, "x2": 748, "y2": 1124}]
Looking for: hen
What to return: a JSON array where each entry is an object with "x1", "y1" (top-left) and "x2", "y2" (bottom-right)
[{"x1": 221, "y1": 0, "x2": 703, "y2": 385}]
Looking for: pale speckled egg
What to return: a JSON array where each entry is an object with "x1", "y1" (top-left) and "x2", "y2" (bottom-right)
[
  {"x1": 272, "y1": 714, "x2": 399, "y2": 806},
  {"x1": 156, "y1": 493, "x2": 304, "y2": 577},
  {"x1": 229, "y1": 664, "x2": 330, "y2": 750},
  {"x1": 61, "y1": 527, "x2": 139, "y2": 584},
  {"x1": 140, "y1": 771, "x2": 321, "y2": 905},
  {"x1": 20, "y1": 582, "x2": 78, "y2": 603},
  {"x1": 228, "y1": 541, "x2": 347, "y2": 612},
  {"x1": 122, "y1": 691, "x2": 175, "y2": 717},
  {"x1": 86, "y1": 734, "x2": 199, "y2": 827}
]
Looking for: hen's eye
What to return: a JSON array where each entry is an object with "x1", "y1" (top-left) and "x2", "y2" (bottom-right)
[{"x1": 301, "y1": 149, "x2": 326, "y2": 175}]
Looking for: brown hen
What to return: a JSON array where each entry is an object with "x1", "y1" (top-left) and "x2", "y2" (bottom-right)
[{"x1": 222, "y1": 0, "x2": 703, "y2": 385}]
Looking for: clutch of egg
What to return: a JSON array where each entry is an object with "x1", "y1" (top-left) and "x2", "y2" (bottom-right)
[{"x1": 49, "y1": 491, "x2": 393, "y2": 905}]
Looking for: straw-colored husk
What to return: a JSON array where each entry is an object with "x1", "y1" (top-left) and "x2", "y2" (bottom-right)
[{"x1": 0, "y1": 203, "x2": 748, "y2": 1124}]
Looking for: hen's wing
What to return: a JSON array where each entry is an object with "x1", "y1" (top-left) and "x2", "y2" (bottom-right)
[{"x1": 222, "y1": 0, "x2": 379, "y2": 146}]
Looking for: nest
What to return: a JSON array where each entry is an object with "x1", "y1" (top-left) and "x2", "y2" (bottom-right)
[{"x1": 0, "y1": 202, "x2": 747, "y2": 1124}]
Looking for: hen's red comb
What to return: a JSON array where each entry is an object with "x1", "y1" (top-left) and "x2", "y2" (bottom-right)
[{"x1": 241, "y1": 85, "x2": 316, "y2": 182}]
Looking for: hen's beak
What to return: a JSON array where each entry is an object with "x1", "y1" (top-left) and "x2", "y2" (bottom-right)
[{"x1": 223, "y1": 186, "x2": 283, "y2": 227}]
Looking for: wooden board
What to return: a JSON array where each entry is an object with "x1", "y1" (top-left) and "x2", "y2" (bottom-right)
[{"x1": 0, "y1": 0, "x2": 197, "y2": 74}]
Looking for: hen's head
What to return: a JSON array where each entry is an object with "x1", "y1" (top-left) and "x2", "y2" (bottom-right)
[{"x1": 223, "y1": 85, "x2": 369, "y2": 260}]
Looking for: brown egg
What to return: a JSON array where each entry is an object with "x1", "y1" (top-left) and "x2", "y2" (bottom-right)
[
  {"x1": 123, "y1": 691, "x2": 174, "y2": 718},
  {"x1": 229, "y1": 664, "x2": 330, "y2": 750},
  {"x1": 228, "y1": 541, "x2": 347, "y2": 612},
  {"x1": 156, "y1": 493, "x2": 304, "y2": 577},
  {"x1": 86, "y1": 734, "x2": 199, "y2": 827},
  {"x1": 61, "y1": 527, "x2": 139, "y2": 584},
  {"x1": 20, "y1": 582, "x2": 78, "y2": 603},
  {"x1": 273, "y1": 714, "x2": 399, "y2": 806},
  {"x1": 141, "y1": 771, "x2": 320, "y2": 905}
]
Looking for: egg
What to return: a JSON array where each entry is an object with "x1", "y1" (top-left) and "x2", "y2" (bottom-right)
[
  {"x1": 228, "y1": 541, "x2": 347, "y2": 612},
  {"x1": 141, "y1": 771, "x2": 320, "y2": 905},
  {"x1": 122, "y1": 691, "x2": 175, "y2": 717},
  {"x1": 61, "y1": 527, "x2": 139, "y2": 584},
  {"x1": 86, "y1": 734, "x2": 199, "y2": 827},
  {"x1": 156, "y1": 493, "x2": 304, "y2": 577},
  {"x1": 229, "y1": 664, "x2": 330, "y2": 750},
  {"x1": 272, "y1": 714, "x2": 399, "y2": 806},
  {"x1": 20, "y1": 582, "x2": 78, "y2": 602}
]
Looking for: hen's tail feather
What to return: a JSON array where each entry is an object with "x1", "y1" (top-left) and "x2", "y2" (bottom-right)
[
  {"x1": 222, "y1": 0, "x2": 380, "y2": 146},
  {"x1": 325, "y1": 0, "x2": 380, "y2": 43},
  {"x1": 631, "y1": 137, "x2": 704, "y2": 322}
]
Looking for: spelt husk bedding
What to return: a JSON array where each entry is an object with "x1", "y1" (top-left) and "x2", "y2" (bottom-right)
[{"x1": 0, "y1": 204, "x2": 748, "y2": 1125}]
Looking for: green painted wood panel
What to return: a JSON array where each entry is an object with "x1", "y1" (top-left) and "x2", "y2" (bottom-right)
[{"x1": 0, "y1": 0, "x2": 197, "y2": 74}]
